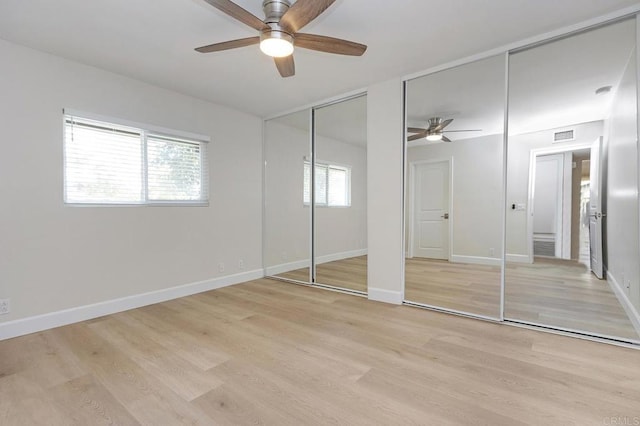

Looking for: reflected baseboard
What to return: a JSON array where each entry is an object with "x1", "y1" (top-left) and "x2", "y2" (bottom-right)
[
  {"x1": 265, "y1": 249, "x2": 367, "y2": 276},
  {"x1": 608, "y1": 271, "x2": 640, "y2": 338},
  {"x1": 265, "y1": 259, "x2": 310, "y2": 276},
  {"x1": 450, "y1": 255, "x2": 501, "y2": 266},
  {"x1": 506, "y1": 254, "x2": 533, "y2": 264}
]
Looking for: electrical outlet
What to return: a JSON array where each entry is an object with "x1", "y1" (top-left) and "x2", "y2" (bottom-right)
[
  {"x1": 218, "y1": 262, "x2": 225, "y2": 273},
  {"x1": 238, "y1": 259, "x2": 245, "y2": 270},
  {"x1": 0, "y1": 299, "x2": 10, "y2": 315}
]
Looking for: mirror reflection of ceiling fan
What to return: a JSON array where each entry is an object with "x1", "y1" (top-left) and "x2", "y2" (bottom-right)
[
  {"x1": 195, "y1": 0, "x2": 367, "y2": 78},
  {"x1": 407, "y1": 117, "x2": 482, "y2": 142}
]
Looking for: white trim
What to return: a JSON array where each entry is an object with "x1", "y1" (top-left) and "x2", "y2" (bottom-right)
[
  {"x1": 265, "y1": 249, "x2": 368, "y2": 276},
  {"x1": 607, "y1": 271, "x2": 640, "y2": 338},
  {"x1": 506, "y1": 254, "x2": 532, "y2": 263},
  {"x1": 404, "y1": 300, "x2": 501, "y2": 322},
  {"x1": 368, "y1": 288, "x2": 403, "y2": 305},
  {"x1": 504, "y1": 320, "x2": 640, "y2": 349},
  {"x1": 402, "y1": 5, "x2": 640, "y2": 83},
  {"x1": 450, "y1": 255, "x2": 501, "y2": 266},
  {"x1": 0, "y1": 269, "x2": 263, "y2": 341}
]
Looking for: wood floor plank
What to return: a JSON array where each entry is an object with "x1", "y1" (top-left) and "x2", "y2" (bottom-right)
[{"x1": 1, "y1": 278, "x2": 639, "y2": 425}]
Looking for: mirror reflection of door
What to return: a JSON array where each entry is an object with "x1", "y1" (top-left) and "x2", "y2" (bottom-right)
[
  {"x1": 505, "y1": 17, "x2": 640, "y2": 343},
  {"x1": 404, "y1": 54, "x2": 505, "y2": 319},
  {"x1": 410, "y1": 161, "x2": 450, "y2": 260}
]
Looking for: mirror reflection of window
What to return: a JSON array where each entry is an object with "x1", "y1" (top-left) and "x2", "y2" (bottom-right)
[{"x1": 313, "y1": 95, "x2": 368, "y2": 293}]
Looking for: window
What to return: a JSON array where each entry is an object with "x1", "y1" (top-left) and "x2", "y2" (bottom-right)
[
  {"x1": 64, "y1": 112, "x2": 208, "y2": 205},
  {"x1": 303, "y1": 161, "x2": 351, "y2": 207}
]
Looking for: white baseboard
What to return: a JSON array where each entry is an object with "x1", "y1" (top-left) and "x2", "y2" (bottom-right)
[
  {"x1": 317, "y1": 249, "x2": 367, "y2": 265},
  {"x1": 450, "y1": 255, "x2": 501, "y2": 266},
  {"x1": 506, "y1": 254, "x2": 532, "y2": 264},
  {"x1": 607, "y1": 271, "x2": 640, "y2": 338},
  {"x1": 265, "y1": 249, "x2": 368, "y2": 276},
  {"x1": 368, "y1": 287, "x2": 403, "y2": 305},
  {"x1": 0, "y1": 269, "x2": 263, "y2": 341}
]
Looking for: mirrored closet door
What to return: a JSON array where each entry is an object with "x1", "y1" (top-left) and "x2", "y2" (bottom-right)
[
  {"x1": 264, "y1": 95, "x2": 368, "y2": 294},
  {"x1": 504, "y1": 17, "x2": 640, "y2": 343},
  {"x1": 313, "y1": 95, "x2": 368, "y2": 293},
  {"x1": 264, "y1": 109, "x2": 312, "y2": 283},
  {"x1": 404, "y1": 55, "x2": 506, "y2": 319}
]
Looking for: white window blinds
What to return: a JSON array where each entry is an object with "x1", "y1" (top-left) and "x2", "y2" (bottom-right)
[
  {"x1": 303, "y1": 161, "x2": 351, "y2": 207},
  {"x1": 147, "y1": 135, "x2": 204, "y2": 201},
  {"x1": 64, "y1": 113, "x2": 208, "y2": 205}
]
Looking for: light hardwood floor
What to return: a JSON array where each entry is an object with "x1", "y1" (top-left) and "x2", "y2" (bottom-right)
[{"x1": 1, "y1": 278, "x2": 640, "y2": 425}]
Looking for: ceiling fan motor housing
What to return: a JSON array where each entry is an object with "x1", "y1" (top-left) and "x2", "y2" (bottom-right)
[{"x1": 261, "y1": 0, "x2": 294, "y2": 44}]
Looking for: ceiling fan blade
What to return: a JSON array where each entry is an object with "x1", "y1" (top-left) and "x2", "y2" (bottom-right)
[
  {"x1": 408, "y1": 133, "x2": 427, "y2": 141},
  {"x1": 202, "y1": 0, "x2": 267, "y2": 31},
  {"x1": 295, "y1": 33, "x2": 367, "y2": 56},
  {"x1": 195, "y1": 36, "x2": 260, "y2": 53},
  {"x1": 443, "y1": 129, "x2": 483, "y2": 133},
  {"x1": 274, "y1": 55, "x2": 295, "y2": 78},
  {"x1": 280, "y1": 0, "x2": 336, "y2": 33},
  {"x1": 408, "y1": 127, "x2": 427, "y2": 133},
  {"x1": 434, "y1": 118, "x2": 453, "y2": 132},
  {"x1": 442, "y1": 135, "x2": 452, "y2": 143}
]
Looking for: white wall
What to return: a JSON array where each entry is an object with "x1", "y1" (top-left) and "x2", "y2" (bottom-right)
[
  {"x1": 367, "y1": 79, "x2": 404, "y2": 304},
  {"x1": 406, "y1": 134, "x2": 504, "y2": 262},
  {"x1": 0, "y1": 39, "x2": 263, "y2": 325},
  {"x1": 605, "y1": 48, "x2": 640, "y2": 312},
  {"x1": 506, "y1": 120, "x2": 604, "y2": 258},
  {"x1": 263, "y1": 119, "x2": 367, "y2": 272}
]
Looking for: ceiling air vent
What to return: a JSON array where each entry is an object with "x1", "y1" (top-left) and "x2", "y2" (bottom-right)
[{"x1": 553, "y1": 129, "x2": 574, "y2": 143}]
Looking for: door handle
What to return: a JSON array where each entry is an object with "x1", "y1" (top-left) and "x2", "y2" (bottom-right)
[{"x1": 441, "y1": 213, "x2": 449, "y2": 219}]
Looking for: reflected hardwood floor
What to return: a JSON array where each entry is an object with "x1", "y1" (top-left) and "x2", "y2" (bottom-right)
[
  {"x1": 275, "y1": 256, "x2": 367, "y2": 293},
  {"x1": 278, "y1": 256, "x2": 638, "y2": 340},
  {"x1": 405, "y1": 258, "x2": 502, "y2": 318},
  {"x1": 2, "y1": 278, "x2": 640, "y2": 425},
  {"x1": 505, "y1": 257, "x2": 639, "y2": 340}
]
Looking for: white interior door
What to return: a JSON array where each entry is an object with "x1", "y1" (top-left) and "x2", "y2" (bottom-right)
[
  {"x1": 412, "y1": 161, "x2": 450, "y2": 259},
  {"x1": 589, "y1": 137, "x2": 604, "y2": 279}
]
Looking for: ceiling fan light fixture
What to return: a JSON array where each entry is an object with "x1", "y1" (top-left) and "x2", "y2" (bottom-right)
[
  {"x1": 260, "y1": 30, "x2": 294, "y2": 57},
  {"x1": 426, "y1": 133, "x2": 443, "y2": 141}
]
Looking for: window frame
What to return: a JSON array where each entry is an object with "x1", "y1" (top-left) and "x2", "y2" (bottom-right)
[
  {"x1": 63, "y1": 109, "x2": 210, "y2": 207},
  {"x1": 303, "y1": 160, "x2": 352, "y2": 208}
]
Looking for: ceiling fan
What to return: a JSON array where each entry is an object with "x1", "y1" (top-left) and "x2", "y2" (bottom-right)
[
  {"x1": 195, "y1": 0, "x2": 367, "y2": 78},
  {"x1": 407, "y1": 117, "x2": 482, "y2": 142}
]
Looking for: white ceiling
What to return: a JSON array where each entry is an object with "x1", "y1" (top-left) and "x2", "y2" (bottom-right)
[{"x1": 1, "y1": 0, "x2": 639, "y2": 118}]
